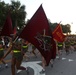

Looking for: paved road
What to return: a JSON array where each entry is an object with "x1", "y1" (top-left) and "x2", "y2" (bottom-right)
[{"x1": 0, "y1": 50, "x2": 76, "y2": 75}]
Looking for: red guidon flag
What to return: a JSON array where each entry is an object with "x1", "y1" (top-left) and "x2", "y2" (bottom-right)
[
  {"x1": 13, "y1": 20, "x2": 17, "y2": 35},
  {"x1": 0, "y1": 14, "x2": 13, "y2": 36},
  {"x1": 52, "y1": 23, "x2": 66, "y2": 42},
  {"x1": 19, "y1": 4, "x2": 56, "y2": 66},
  {"x1": 13, "y1": 25, "x2": 17, "y2": 35},
  {"x1": 13, "y1": 26, "x2": 17, "y2": 35}
]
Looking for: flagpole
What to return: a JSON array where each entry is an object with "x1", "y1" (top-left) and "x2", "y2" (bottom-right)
[
  {"x1": 13, "y1": 36, "x2": 18, "y2": 43},
  {"x1": 59, "y1": 21, "x2": 62, "y2": 24}
]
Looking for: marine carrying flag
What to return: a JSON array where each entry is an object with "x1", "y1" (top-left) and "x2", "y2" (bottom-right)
[
  {"x1": 19, "y1": 4, "x2": 56, "y2": 65},
  {"x1": 52, "y1": 23, "x2": 66, "y2": 42},
  {"x1": 0, "y1": 14, "x2": 13, "y2": 36}
]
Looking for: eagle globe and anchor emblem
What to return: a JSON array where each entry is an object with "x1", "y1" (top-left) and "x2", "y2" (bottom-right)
[
  {"x1": 17, "y1": 29, "x2": 53, "y2": 75},
  {"x1": 35, "y1": 29, "x2": 52, "y2": 51}
]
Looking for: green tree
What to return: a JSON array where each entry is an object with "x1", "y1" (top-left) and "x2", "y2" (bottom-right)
[
  {"x1": 0, "y1": 1, "x2": 9, "y2": 29},
  {"x1": 0, "y1": 0, "x2": 27, "y2": 32},
  {"x1": 10, "y1": 0, "x2": 27, "y2": 30},
  {"x1": 49, "y1": 21, "x2": 71, "y2": 34},
  {"x1": 49, "y1": 22, "x2": 58, "y2": 31},
  {"x1": 62, "y1": 24, "x2": 71, "y2": 34}
]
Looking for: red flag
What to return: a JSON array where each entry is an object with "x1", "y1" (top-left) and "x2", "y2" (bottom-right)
[
  {"x1": 52, "y1": 24, "x2": 66, "y2": 42},
  {"x1": 13, "y1": 20, "x2": 17, "y2": 35},
  {"x1": 19, "y1": 4, "x2": 56, "y2": 65},
  {"x1": 0, "y1": 14, "x2": 13, "y2": 36},
  {"x1": 13, "y1": 26, "x2": 17, "y2": 35},
  {"x1": 51, "y1": 40, "x2": 56, "y2": 59}
]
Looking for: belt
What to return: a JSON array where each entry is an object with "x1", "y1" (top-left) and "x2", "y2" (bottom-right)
[
  {"x1": 0, "y1": 48, "x2": 3, "y2": 51},
  {"x1": 22, "y1": 46, "x2": 28, "y2": 48},
  {"x1": 13, "y1": 50, "x2": 21, "y2": 53}
]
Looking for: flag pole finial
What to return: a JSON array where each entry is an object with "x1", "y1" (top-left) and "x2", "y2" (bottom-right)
[{"x1": 59, "y1": 21, "x2": 62, "y2": 24}]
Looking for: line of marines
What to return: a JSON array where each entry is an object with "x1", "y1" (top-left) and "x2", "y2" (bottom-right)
[
  {"x1": 0, "y1": 35, "x2": 76, "y2": 75},
  {"x1": 0, "y1": 35, "x2": 37, "y2": 75}
]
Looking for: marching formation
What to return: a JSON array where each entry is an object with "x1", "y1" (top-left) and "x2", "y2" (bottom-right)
[
  {"x1": 0, "y1": 34, "x2": 76, "y2": 75},
  {"x1": 0, "y1": 4, "x2": 76, "y2": 75}
]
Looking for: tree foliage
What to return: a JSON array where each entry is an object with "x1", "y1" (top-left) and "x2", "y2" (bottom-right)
[
  {"x1": 0, "y1": 0, "x2": 26, "y2": 31},
  {"x1": 0, "y1": 1, "x2": 9, "y2": 29},
  {"x1": 10, "y1": 0, "x2": 26, "y2": 29},
  {"x1": 49, "y1": 21, "x2": 71, "y2": 34},
  {"x1": 0, "y1": 0, "x2": 72, "y2": 34}
]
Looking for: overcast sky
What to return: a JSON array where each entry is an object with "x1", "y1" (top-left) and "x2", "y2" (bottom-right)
[{"x1": 1, "y1": 0, "x2": 76, "y2": 34}]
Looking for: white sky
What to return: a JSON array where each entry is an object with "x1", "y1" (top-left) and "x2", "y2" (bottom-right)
[{"x1": 1, "y1": 0, "x2": 76, "y2": 34}]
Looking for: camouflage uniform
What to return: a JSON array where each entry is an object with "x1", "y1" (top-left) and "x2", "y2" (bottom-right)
[
  {"x1": 22, "y1": 43, "x2": 28, "y2": 53},
  {"x1": 0, "y1": 42, "x2": 4, "y2": 58},
  {"x1": 12, "y1": 41, "x2": 23, "y2": 61},
  {"x1": 65, "y1": 40, "x2": 70, "y2": 54},
  {"x1": 57, "y1": 42, "x2": 63, "y2": 50}
]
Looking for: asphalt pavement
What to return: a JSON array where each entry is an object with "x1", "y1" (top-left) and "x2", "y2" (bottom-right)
[{"x1": 0, "y1": 50, "x2": 76, "y2": 75}]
